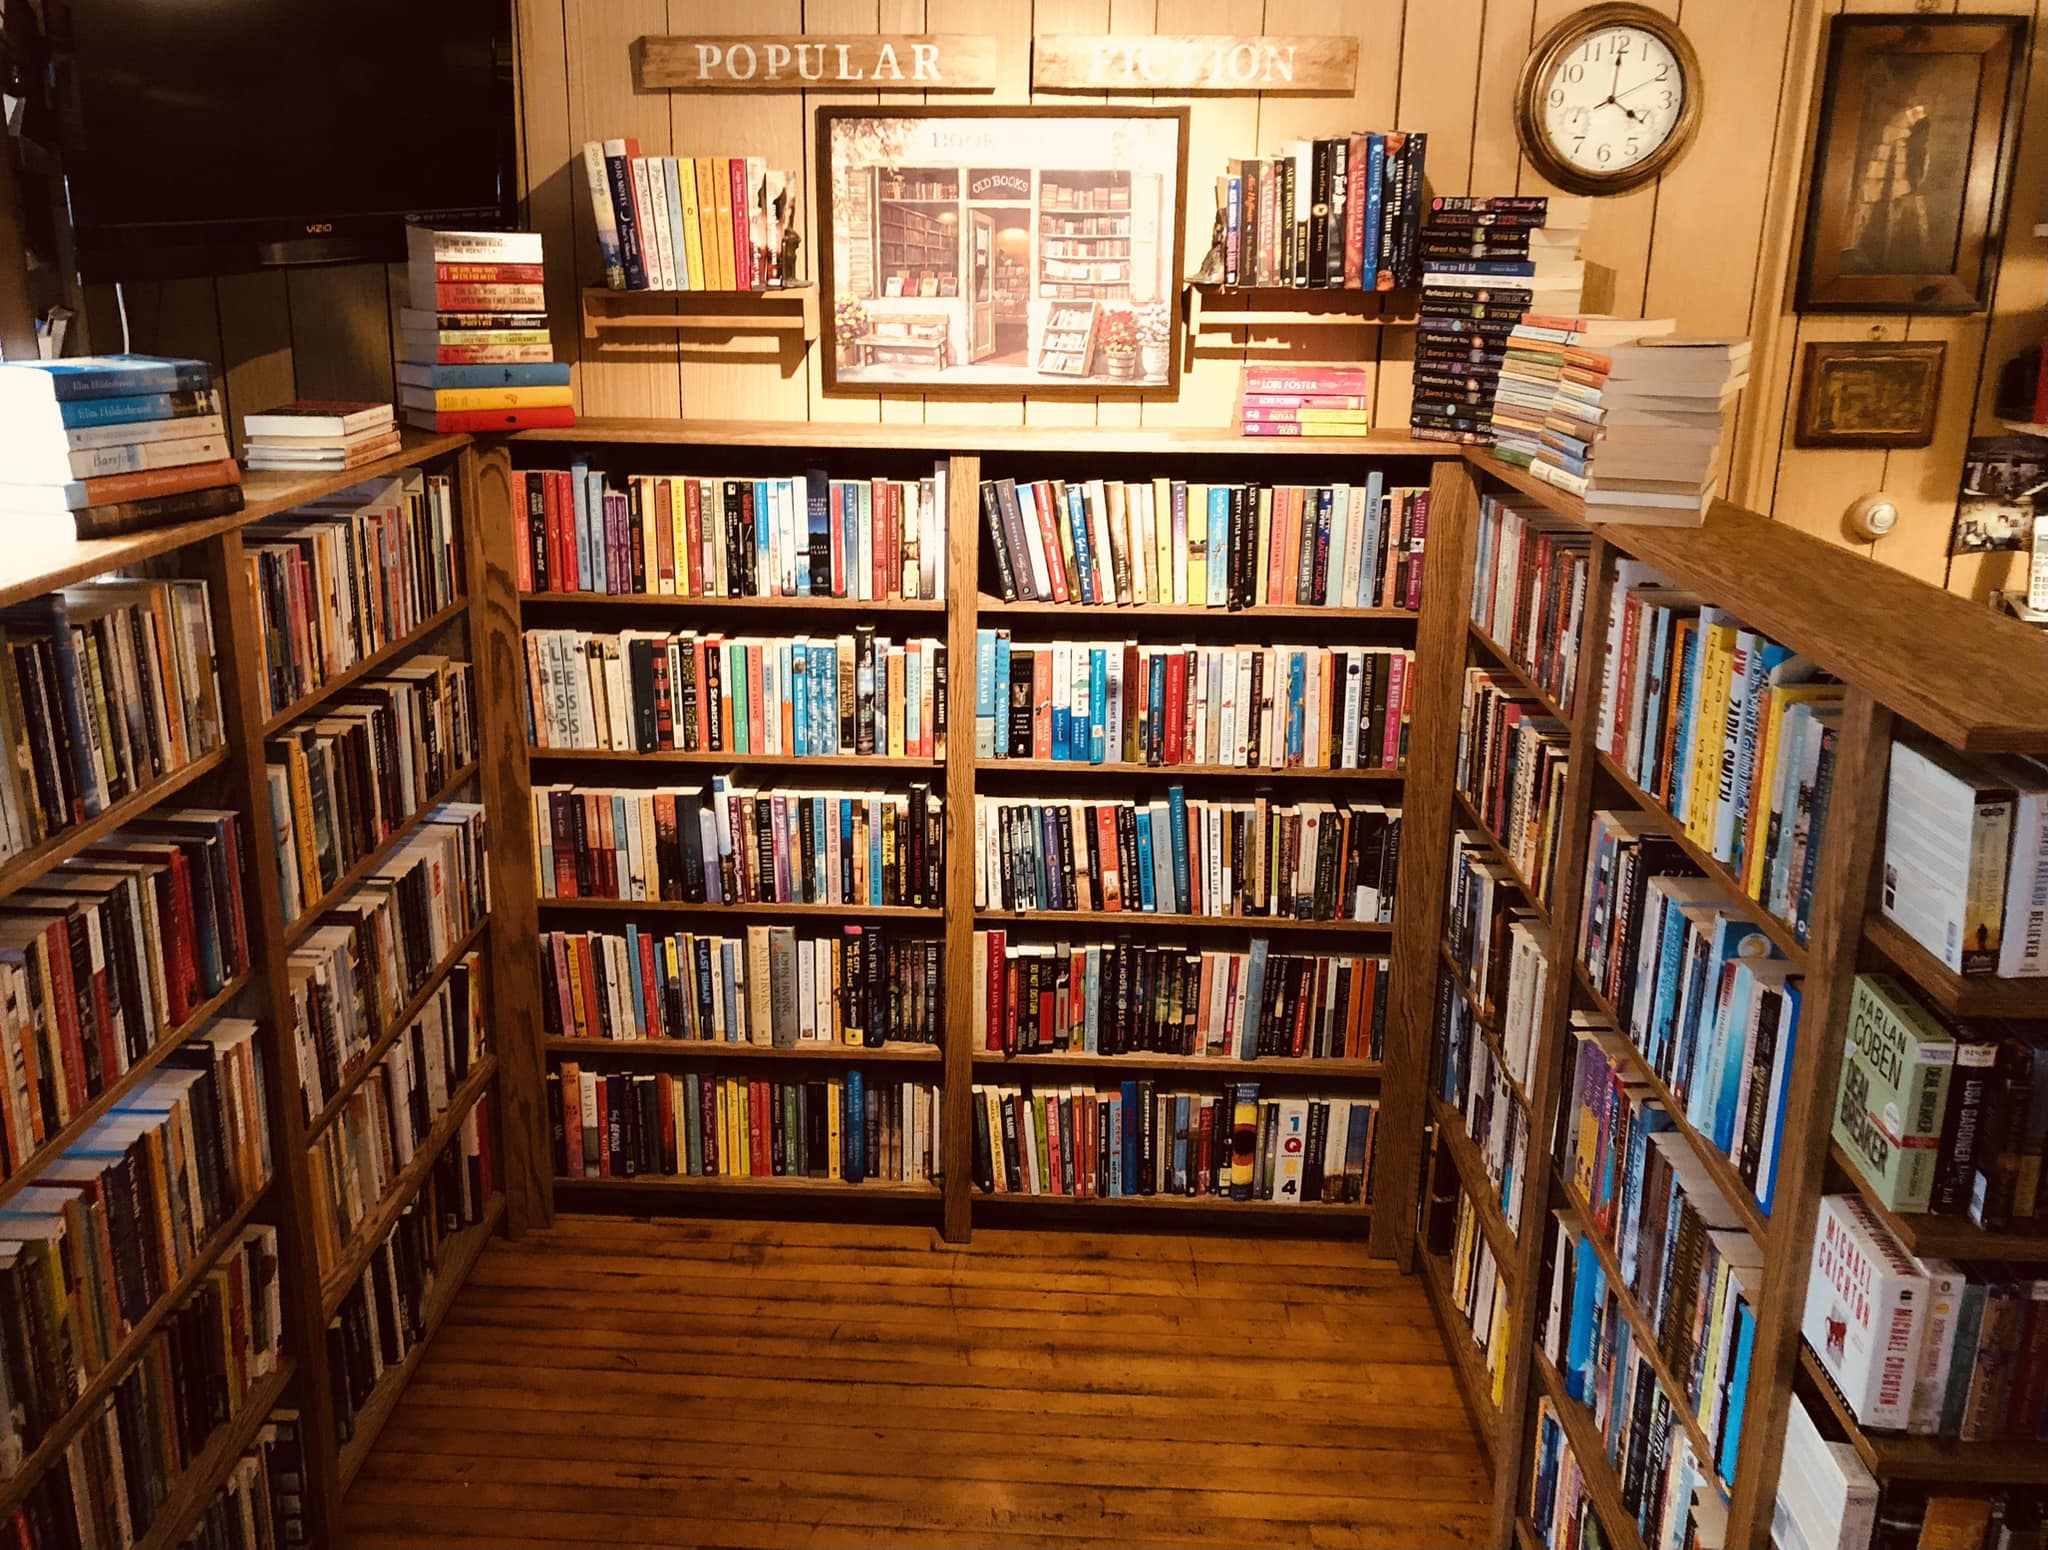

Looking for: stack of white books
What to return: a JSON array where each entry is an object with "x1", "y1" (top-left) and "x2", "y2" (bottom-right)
[{"x1": 243, "y1": 401, "x2": 399, "y2": 472}]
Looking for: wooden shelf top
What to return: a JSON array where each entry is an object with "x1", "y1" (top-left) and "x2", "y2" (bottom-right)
[
  {"x1": 975, "y1": 908, "x2": 1393, "y2": 936},
  {"x1": 528, "y1": 747, "x2": 943, "y2": 773},
  {"x1": 540, "y1": 897, "x2": 942, "y2": 921},
  {"x1": 1428, "y1": 1095, "x2": 1523, "y2": 1287},
  {"x1": 1467, "y1": 451, "x2": 2048, "y2": 755},
  {"x1": 557, "y1": 1172, "x2": 941, "y2": 1199},
  {"x1": 546, "y1": 1036, "x2": 942, "y2": 1064},
  {"x1": 520, "y1": 590, "x2": 946, "y2": 615},
  {"x1": 0, "y1": 744, "x2": 229, "y2": 906},
  {"x1": 978, "y1": 595, "x2": 1419, "y2": 622},
  {"x1": 977, "y1": 757, "x2": 1405, "y2": 783},
  {"x1": 513, "y1": 417, "x2": 1457, "y2": 459},
  {"x1": 974, "y1": 1188, "x2": 1373, "y2": 1218},
  {"x1": 1826, "y1": 1142, "x2": 2048, "y2": 1261},
  {"x1": 1863, "y1": 912, "x2": 2048, "y2": 1021},
  {"x1": 972, "y1": 1050, "x2": 1384, "y2": 1079},
  {"x1": 1415, "y1": 1246, "x2": 1500, "y2": 1467},
  {"x1": 1797, "y1": 1346, "x2": 2048, "y2": 1485}
]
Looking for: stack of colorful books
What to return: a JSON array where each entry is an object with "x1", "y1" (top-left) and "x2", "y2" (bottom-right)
[
  {"x1": 581, "y1": 142, "x2": 799, "y2": 292},
  {"x1": 0, "y1": 354, "x2": 242, "y2": 541},
  {"x1": 397, "y1": 227, "x2": 574, "y2": 433},
  {"x1": 243, "y1": 401, "x2": 399, "y2": 472},
  {"x1": 1489, "y1": 315, "x2": 1675, "y2": 481},
  {"x1": 1239, "y1": 366, "x2": 1372, "y2": 438},
  {"x1": 1408, "y1": 196, "x2": 1587, "y2": 445}
]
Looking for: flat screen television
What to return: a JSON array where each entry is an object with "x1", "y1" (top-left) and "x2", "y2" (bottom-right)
[{"x1": 46, "y1": 0, "x2": 519, "y2": 282}]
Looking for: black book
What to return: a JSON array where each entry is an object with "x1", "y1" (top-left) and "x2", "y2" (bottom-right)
[
  {"x1": 1307, "y1": 139, "x2": 1332, "y2": 287},
  {"x1": 1136, "y1": 1078, "x2": 1157, "y2": 1194}
]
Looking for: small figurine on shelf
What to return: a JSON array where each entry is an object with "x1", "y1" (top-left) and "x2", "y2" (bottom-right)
[
  {"x1": 1194, "y1": 179, "x2": 1228, "y2": 284},
  {"x1": 1098, "y1": 306, "x2": 1138, "y2": 379}
]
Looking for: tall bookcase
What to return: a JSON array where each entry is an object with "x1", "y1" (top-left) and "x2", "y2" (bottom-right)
[
  {"x1": 1411, "y1": 451, "x2": 2048, "y2": 1550},
  {"x1": 0, "y1": 433, "x2": 529, "y2": 1550}
]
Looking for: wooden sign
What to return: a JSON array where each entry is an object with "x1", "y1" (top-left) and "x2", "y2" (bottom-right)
[
  {"x1": 1032, "y1": 35, "x2": 1359, "y2": 93},
  {"x1": 636, "y1": 35, "x2": 997, "y2": 91}
]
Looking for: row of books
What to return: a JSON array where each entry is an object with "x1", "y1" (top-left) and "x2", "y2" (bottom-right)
[
  {"x1": 329, "y1": 1121, "x2": 494, "y2": 1447},
  {"x1": 1833, "y1": 975, "x2": 2045, "y2": 1229},
  {"x1": 1527, "y1": 1384, "x2": 1721, "y2": 1550},
  {"x1": 1446, "y1": 828, "x2": 1549, "y2": 1085},
  {"x1": 524, "y1": 628, "x2": 946, "y2": 761},
  {"x1": 289, "y1": 813, "x2": 490, "y2": 1125},
  {"x1": 551, "y1": 1065, "x2": 936, "y2": 1185},
  {"x1": 1409, "y1": 196, "x2": 1588, "y2": 446},
  {"x1": 1431, "y1": 981, "x2": 1530, "y2": 1233},
  {"x1": 242, "y1": 400, "x2": 400, "y2": 475},
  {"x1": 1459, "y1": 668, "x2": 1571, "y2": 907},
  {"x1": 1600, "y1": 564, "x2": 1846, "y2": 943},
  {"x1": 970, "y1": 1082, "x2": 1378, "y2": 1205},
  {"x1": 979, "y1": 474, "x2": 1429, "y2": 611},
  {"x1": 1437, "y1": 1183, "x2": 1512, "y2": 1413},
  {"x1": 6, "y1": 1226, "x2": 282, "y2": 1550},
  {"x1": 246, "y1": 469, "x2": 462, "y2": 722},
  {"x1": 307, "y1": 970, "x2": 486, "y2": 1282},
  {"x1": 0, "y1": 580, "x2": 225, "y2": 863},
  {"x1": 974, "y1": 636, "x2": 1413, "y2": 772},
  {"x1": 0, "y1": 1022, "x2": 272, "y2": 1478},
  {"x1": 976, "y1": 933, "x2": 1390, "y2": 1063},
  {"x1": 1556, "y1": 1032, "x2": 1767, "y2": 1485},
  {"x1": 1802, "y1": 1192, "x2": 2048, "y2": 1442},
  {"x1": 533, "y1": 782, "x2": 943, "y2": 910},
  {"x1": 1580, "y1": 808, "x2": 1806, "y2": 1215},
  {"x1": 581, "y1": 142, "x2": 797, "y2": 293},
  {"x1": 515, "y1": 465, "x2": 948, "y2": 602},
  {"x1": 396, "y1": 229, "x2": 571, "y2": 431},
  {"x1": 1470, "y1": 493, "x2": 1590, "y2": 716},
  {"x1": 0, "y1": 810, "x2": 251, "y2": 1182},
  {"x1": 183, "y1": 1410, "x2": 307, "y2": 1550},
  {"x1": 1236, "y1": 366, "x2": 1373, "y2": 440},
  {"x1": 265, "y1": 659, "x2": 479, "y2": 927},
  {"x1": 972, "y1": 793, "x2": 1402, "y2": 923},
  {"x1": 541, "y1": 925, "x2": 940, "y2": 1050},
  {"x1": 1881, "y1": 739, "x2": 2048, "y2": 979},
  {"x1": 0, "y1": 355, "x2": 244, "y2": 543},
  {"x1": 1215, "y1": 132, "x2": 1427, "y2": 290}
]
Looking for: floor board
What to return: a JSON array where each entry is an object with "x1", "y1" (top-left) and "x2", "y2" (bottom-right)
[{"x1": 342, "y1": 1215, "x2": 1493, "y2": 1549}]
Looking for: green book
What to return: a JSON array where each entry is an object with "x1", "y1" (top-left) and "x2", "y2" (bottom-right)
[{"x1": 1831, "y1": 972, "x2": 1957, "y2": 1213}]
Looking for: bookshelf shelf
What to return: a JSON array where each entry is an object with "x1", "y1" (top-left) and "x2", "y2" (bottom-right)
[
  {"x1": 977, "y1": 758, "x2": 1405, "y2": 783},
  {"x1": 546, "y1": 1036, "x2": 942, "y2": 1065},
  {"x1": 305, "y1": 918, "x2": 492, "y2": 1138},
  {"x1": 0, "y1": 743, "x2": 229, "y2": 906},
  {"x1": 556, "y1": 1173, "x2": 942, "y2": 1200},
  {"x1": 239, "y1": 433, "x2": 472, "y2": 524},
  {"x1": 1796, "y1": 1346, "x2": 2048, "y2": 1485},
  {"x1": 971, "y1": 1050, "x2": 1385, "y2": 1079},
  {"x1": 520, "y1": 590, "x2": 946, "y2": 616},
  {"x1": 133, "y1": 1358, "x2": 298, "y2": 1550},
  {"x1": 528, "y1": 748, "x2": 943, "y2": 772},
  {"x1": 1514, "y1": 1516, "x2": 1542, "y2": 1550},
  {"x1": 1862, "y1": 911, "x2": 2048, "y2": 1020},
  {"x1": 1452, "y1": 789, "x2": 1554, "y2": 926},
  {"x1": 978, "y1": 595, "x2": 1418, "y2": 623},
  {"x1": 1415, "y1": 1247, "x2": 1501, "y2": 1466},
  {"x1": 1427, "y1": 1096, "x2": 1521, "y2": 1285},
  {"x1": 0, "y1": 969, "x2": 252, "y2": 1214},
  {"x1": 320, "y1": 1057, "x2": 499, "y2": 1319},
  {"x1": 259, "y1": 594, "x2": 470, "y2": 737},
  {"x1": 579, "y1": 284, "x2": 818, "y2": 344},
  {"x1": 0, "y1": 1178, "x2": 273, "y2": 1523},
  {"x1": 974, "y1": 908, "x2": 1392, "y2": 936},
  {"x1": 1825, "y1": 1142, "x2": 2048, "y2": 1261},
  {"x1": 280, "y1": 760, "x2": 481, "y2": 950},
  {"x1": 974, "y1": 1190, "x2": 1372, "y2": 1219},
  {"x1": 538, "y1": 898, "x2": 942, "y2": 922},
  {"x1": 512, "y1": 418, "x2": 1454, "y2": 459},
  {"x1": 335, "y1": 1194, "x2": 505, "y2": 1494},
  {"x1": 1532, "y1": 1350, "x2": 1647, "y2": 1550},
  {"x1": 1185, "y1": 283, "x2": 1421, "y2": 337},
  {"x1": 1466, "y1": 620, "x2": 1573, "y2": 727},
  {"x1": 1590, "y1": 750, "x2": 1809, "y2": 966}
]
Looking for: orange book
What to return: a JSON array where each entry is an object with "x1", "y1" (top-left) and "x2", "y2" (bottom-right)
[
  {"x1": 746, "y1": 643, "x2": 766, "y2": 752},
  {"x1": 1032, "y1": 651, "x2": 1053, "y2": 759},
  {"x1": 694, "y1": 158, "x2": 724, "y2": 289},
  {"x1": 719, "y1": 643, "x2": 738, "y2": 751},
  {"x1": 779, "y1": 648, "x2": 795, "y2": 752},
  {"x1": 711, "y1": 157, "x2": 738, "y2": 291},
  {"x1": 78, "y1": 457, "x2": 240, "y2": 507}
]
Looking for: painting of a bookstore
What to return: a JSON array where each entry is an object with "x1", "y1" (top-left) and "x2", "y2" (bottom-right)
[{"x1": 819, "y1": 109, "x2": 1186, "y2": 395}]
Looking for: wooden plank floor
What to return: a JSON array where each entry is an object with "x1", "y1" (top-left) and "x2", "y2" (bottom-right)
[{"x1": 342, "y1": 1215, "x2": 1494, "y2": 1549}]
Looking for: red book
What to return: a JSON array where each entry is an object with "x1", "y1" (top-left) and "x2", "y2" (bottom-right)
[
  {"x1": 1164, "y1": 652, "x2": 1186, "y2": 765},
  {"x1": 985, "y1": 929, "x2": 1006, "y2": 1051},
  {"x1": 653, "y1": 478, "x2": 675, "y2": 591},
  {"x1": 1031, "y1": 654, "x2": 1053, "y2": 760},
  {"x1": 873, "y1": 482, "x2": 892, "y2": 601},
  {"x1": 1002, "y1": 959, "x2": 1021, "y2": 1052},
  {"x1": 435, "y1": 261, "x2": 546, "y2": 284},
  {"x1": 1196, "y1": 1103, "x2": 1215, "y2": 1191},
  {"x1": 1044, "y1": 1091, "x2": 1064, "y2": 1195},
  {"x1": 749, "y1": 1080, "x2": 771, "y2": 1176},
  {"x1": 512, "y1": 471, "x2": 534, "y2": 592},
  {"x1": 433, "y1": 282, "x2": 546, "y2": 312},
  {"x1": 595, "y1": 1075, "x2": 611, "y2": 1176},
  {"x1": 728, "y1": 158, "x2": 754, "y2": 291},
  {"x1": 683, "y1": 481, "x2": 705, "y2": 596},
  {"x1": 1344, "y1": 133, "x2": 1368, "y2": 288},
  {"x1": 551, "y1": 470, "x2": 577, "y2": 592},
  {"x1": 656, "y1": 1075, "x2": 676, "y2": 1174},
  {"x1": 828, "y1": 485, "x2": 847, "y2": 597},
  {"x1": 1096, "y1": 807, "x2": 1122, "y2": 910},
  {"x1": 1030, "y1": 482, "x2": 1068, "y2": 602},
  {"x1": 78, "y1": 457, "x2": 239, "y2": 507},
  {"x1": 560, "y1": 1063, "x2": 582, "y2": 1173},
  {"x1": 548, "y1": 936, "x2": 574, "y2": 1034},
  {"x1": 406, "y1": 406, "x2": 574, "y2": 433}
]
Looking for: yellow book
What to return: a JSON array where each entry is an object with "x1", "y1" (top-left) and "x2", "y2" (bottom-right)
[
  {"x1": 1182, "y1": 482, "x2": 1206, "y2": 608},
  {"x1": 1740, "y1": 682, "x2": 1840, "y2": 897},
  {"x1": 668, "y1": 478, "x2": 687, "y2": 597},
  {"x1": 827, "y1": 1076, "x2": 843, "y2": 1179},
  {"x1": 746, "y1": 924, "x2": 773, "y2": 1045},
  {"x1": 1685, "y1": 616, "x2": 1738, "y2": 848},
  {"x1": 1152, "y1": 476, "x2": 1174, "y2": 605},
  {"x1": 563, "y1": 937, "x2": 589, "y2": 1038},
  {"x1": 637, "y1": 478, "x2": 659, "y2": 588},
  {"x1": 693, "y1": 158, "x2": 722, "y2": 290},
  {"x1": 886, "y1": 649, "x2": 906, "y2": 757},
  {"x1": 711, "y1": 157, "x2": 738, "y2": 291},
  {"x1": 417, "y1": 385, "x2": 573, "y2": 411},
  {"x1": 676, "y1": 157, "x2": 706, "y2": 292},
  {"x1": 283, "y1": 738, "x2": 322, "y2": 908}
]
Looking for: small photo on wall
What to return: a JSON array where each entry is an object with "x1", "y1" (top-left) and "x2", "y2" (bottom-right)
[
  {"x1": 818, "y1": 106, "x2": 1188, "y2": 397},
  {"x1": 1952, "y1": 434, "x2": 2048, "y2": 555}
]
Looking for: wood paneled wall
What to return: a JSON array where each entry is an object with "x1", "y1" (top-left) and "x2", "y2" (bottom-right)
[{"x1": 67, "y1": 0, "x2": 2043, "y2": 595}]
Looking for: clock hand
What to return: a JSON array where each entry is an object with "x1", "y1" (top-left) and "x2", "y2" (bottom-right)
[{"x1": 1614, "y1": 75, "x2": 1663, "y2": 102}]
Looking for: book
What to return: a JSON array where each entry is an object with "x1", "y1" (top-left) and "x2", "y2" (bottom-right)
[
  {"x1": 1882, "y1": 740, "x2": 2044, "y2": 976},
  {"x1": 1831, "y1": 973, "x2": 1956, "y2": 1214},
  {"x1": 243, "y1": 401, "x2": 397, "y2": 438},
  {"x1": 1803, "y1": 1193, "x2": 1928, "y2": 1429},
  {"x1": 396, "y1": 227, "x2": 571, "y2": 429}
]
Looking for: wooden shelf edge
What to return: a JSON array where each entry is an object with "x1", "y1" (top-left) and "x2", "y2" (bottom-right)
[
  {"x1": 1468, "y1": 620, "x2": 1576, "y2": 728},
  {"x1": 971, "y1": 1051, "x2": 1385, "y2": 1079},
  {"x1": 974, "y1": 1188, "x2": 1372, "y2": 1217},
  {"x1": 280, "y1": 760, "x2": 480, "y2": 950},
  {"x1": 1862, "y1": 911, "x2": 2048, "y2": 1021},
  {"x1": 1452, "y1": 788, "x2": 1556, "y2": 926},
  {"x1": 557, "y1": 1173, "x2": 941, "y2": 1198},
  {"x1": 538, "y1": 898, "x2": 942, "y2": 920},
  {"x1": 1428, "y1": 1095, "x2": 1523, "y2": 1287},
  {"x1": 1415, "y1": 1245, "x2": 1501, "y2": 1467},
  {"x1": 545, "y1": 1036, "x2": 942, "y2": 1064},
  {"x1": 974, "y1": 909, "x2": 1393, "y2": 935},
  {"x1": 258, "y1": 595, "x2": 471, "y2": 737},
  {"x1": 977, "y1": 758, "x2": 1405, "y2": 781},
  {"x1": 1532, "y1": 1349, "x2": 1648, "y2": 1550},
  {"x1": 1825, "y1": 1141, "x2": 2048, "y2": 1261},
  {"x1": 0, "y1": 744, "x2": 230, "y2": 905},
  {"x1": 1796, "y1": 1346, "x2": 2048, "y2": 1485},
  {"x1": 336, "y1": 1193, "x2": 505, "y2": 1494},
  {"x1": 519, "y1": 591, "x2": 947, "y2": 612},
  {"x1": 977, "y1": 596, "x2": 1420, "y2": 622},
  {"x1": 132, "y1": 1358, "x2": 298, "y2": 1550},
  {"x1": 528, "y1": 748, "x2": 944, "y2": 772}
]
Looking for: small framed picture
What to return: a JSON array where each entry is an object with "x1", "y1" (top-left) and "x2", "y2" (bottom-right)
[{"x1": 1794, "y1": 339, "x2": 1945, "y2": 448}]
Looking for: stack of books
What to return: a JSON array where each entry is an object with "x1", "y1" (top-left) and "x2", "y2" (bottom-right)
[
  {"x1": 1491, "y1": 316, "x2": 1674, "y2": 478},
  {"x1": 1409, "y1": 196, "x2": 1588, "y2": 445},
  {"x1": 581, "y1": 142, "x2": 799, "y2": 291},
  {"x1": 242, "y1": 400, "x2": 399, "y2": 472},
  {"x1": 1214, "y1": 132, "x2": 1427, "y2": 289},
  {"x1": 0, "y1": 354, "x2": 242, "y2": 541},
  {"x1": 1239, "y1": 365, "x2": 1372, "y2": 438},
  {"x1": 397, "y1": 227, "x2": 573, "y2": 433},
  {"x1": 1522, "y1": 333, "x2": 1751, "y2": 525}
]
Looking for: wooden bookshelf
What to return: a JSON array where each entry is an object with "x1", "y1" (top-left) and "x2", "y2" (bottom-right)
[
  {"x1": 1796, "y1": 1346, "x2": 2048, "y2": 1486},
  {"x1": 1532, "y1": 1350, "x2": 1646, "y2": 1550},
  {"x1": 1825, "y1": 1141, "x2": 2048, "y2": 1261},
  {"x1": 548, "y1": 1035, "x2": 942, "y2": 1065},
  {"x1": 1416, "y1": 1246, "x2": 1502, "y2": 1466},
  {"x1": 971, "y1": 1050, "x2": 1384, "y2": 1079},
  {"x1": 1862, "y1": 910, "x2": 2048, "y2": 1020},
  {"x1": 132, "y1": 1359, "x2": 298, "y2": 1550},
  {"x1": 974, "y1": 908, "x2": 1393, "y2": 936},
  {"x1": 1427, "y1": 1096, "x2": 1522, "y2": 1286}
]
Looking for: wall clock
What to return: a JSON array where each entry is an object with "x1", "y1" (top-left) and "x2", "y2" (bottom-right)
[{"x1": 1514, "y1": 4, "x2": 1703, "y2": 196}]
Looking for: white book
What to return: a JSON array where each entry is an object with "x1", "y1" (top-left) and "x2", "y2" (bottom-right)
[
  {"x1": 1271, "y1": 1099, "x2": 1309, "y2": 1201},
  {"x1": 1802, "y1": 1193, "x2": 1928, "y2": 1430},
  {"x1": 1997, "y1": 762, "x2": 2048, "y2": 976},
  {"x1": 644, "y1": 156, "x2": 678, "y2": 290}
]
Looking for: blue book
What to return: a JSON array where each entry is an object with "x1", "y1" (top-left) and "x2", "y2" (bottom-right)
[
  {"x1": 1709, "y1": 958, "x2": 1762, "y2": 1150},
  {"x1": 1756, "y1": 981, "x2": 1801, "y2": 1217},
  {"x1": 1648, "y1": 898, "x2": 1695, "y2": 1077},
  {"x1": 905, "y1": 649, "x2": 922, "y2": 754},
  {"x1": 845, "y1": 1070, "x2": 865, "y2": 1182},
  {"x1": 837, "y1": 484, "x2": 859, "y2": 598},
  {"x1": 1358, "y1": 471, "x2": 1386, "y2": 605},
  {"x1": 1166, "y1": 786, "x2": 1191, "y2": 917},
  {"x1": 1668, "y1": 628, "x2": 1703, "y2": 819},
  {"x1": 1171, "y1": 1095, "x2": 1190, "y2": 1193},
  {"x1": 993, "y1": 634, "x2": 1012, "y2": 758},
  {"x1": 1119, "y1": 1081, "x2": 1140, "y2": 1196},
  {"x1": 867, "y1": 800, "x2": 884, "y2": 905},
  {"x1": 1285, "y1": 651, "x2": 1306, "y2": 764},
  {"x1": 1563, "y1": 1233, "x2": 1604, "y2": 1401},
  {"x1": 586, "y1": 467, "x2": 612, "y2": 593},
  {"x1": 1207, "y1": 487, "x2": 1231, "y2": 603},
  {"x1": 974, "y1": 629, "x2": 997, "y2": 757},
  {"x1": 791, "y1": 648, "x2": 810, "y2": 757},
  {"x1": 719, "y1": 943, "x2": 740, "y2": 1043},
  {"x1": 1239, "y1": 939, "x2": 1269, "y2": 1060},
  {"x1": 1066, "y1": 485, "x2": 1096, "y2": 604},
  {"x1": 1105, "y1": 1089, "x2": 1123, "y2": 1195},
  {"x1": 0, "y1": 354, "x2": 212, "y2": 400},
  {"x1": 1134, "y1": 812, "x2": 1157, "y2": 912},
  {"x1": 1428, "y1": 258, "x2": 1540, "y2": 277},
  {"x1": 1716, "y1": 1300, "x2": 1756, "y2": 1485},
  {"x1": 1069, "y1": 658, "x2": 1090, "y2": 762},
  {"x1": 1684, "y1": 917, "x2": 1761, "y2": 1109},
  {"x1": 398, "y1": 361, "x2": 571, "y2": 389},
  {"x1": 569, "y1": 458, "x2": 594, "y2": 590},
  {"x1": 1637, "y1": 607, "x2": 1674, "y2": 788},
  {"x1": 610, "y1": 793, "x2": 629, "y2": 885},
  {"x1": 753, "y1": 480, "x2": 773, "y2": 591},
  {"x1": 1362, "y1": 136, "x2": 1386, "y2": 284},
  {"x1": 1088, "y1": 648, "x2": 1108, "y2": 763}
]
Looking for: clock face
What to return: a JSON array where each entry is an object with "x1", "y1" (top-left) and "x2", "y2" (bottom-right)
[{"x1": 1540, "y1": 23, "x2": 1688, "y2": 179}]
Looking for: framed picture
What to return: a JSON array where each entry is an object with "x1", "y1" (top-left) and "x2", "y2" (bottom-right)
[
  {"x1": 1952, "y1": 434, "x2": 2048, "y2": 554},
  {"x1": 1797, "y1": 17, "x2": 2024, "y2": 313},
  {"x1": 817, "y1": 106, "x2": 1188, "y2": 397},
  {"x1": 1794, "y1": 339, "x2": 1945, "y2": 448}
]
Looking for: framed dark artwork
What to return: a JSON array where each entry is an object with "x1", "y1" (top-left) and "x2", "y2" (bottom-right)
[
  {"x1": 816, "y1": 106, "x2": 1188, "y2": 397},
  {"x1": 1794, "y1": 339, "x2": 1945, "y2": 448},
  {"x1": 1952, "y1": 434, "x2": 2048, "y2": 555},
  {"x1": 1797, "y1": 17, "x2": 2023, "y2": 313}
]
